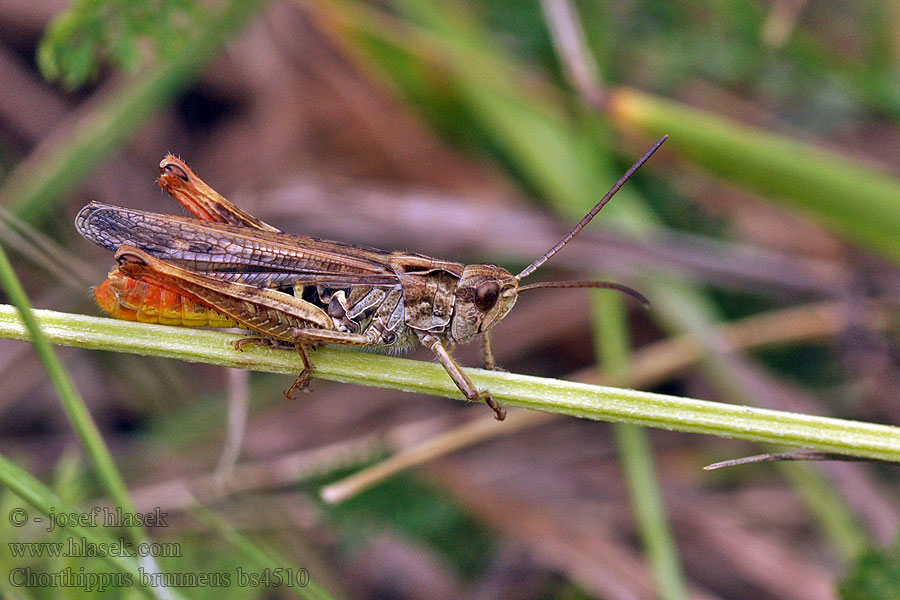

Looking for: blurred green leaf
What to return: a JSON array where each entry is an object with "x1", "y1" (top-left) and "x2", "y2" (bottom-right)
[
  {"x1": 3, "y1": 0, "x2": 266, "y2": 224},
  {"x1": 607, "y1": 87, "x2": 900, "y2": 261},
  {"x1": 839, "y1": 545, "x2": 900, "y2": 600},
  {"x1": 37, "y1": 0, "x2": 207, "y2": 89}
]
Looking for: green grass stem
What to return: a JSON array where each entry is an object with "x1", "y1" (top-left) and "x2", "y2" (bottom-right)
[{"x1": 2, "y1": 305, "x2": 900, "y2": 462}]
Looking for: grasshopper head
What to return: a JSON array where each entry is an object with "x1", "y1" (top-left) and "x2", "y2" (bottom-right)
[{"x1": 450, "y1": 264, "x2": 519, "y2": 343}]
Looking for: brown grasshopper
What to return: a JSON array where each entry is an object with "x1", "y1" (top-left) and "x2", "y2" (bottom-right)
[{"x1": 76, "y1": 136, "x2": 665, "y2": 419}]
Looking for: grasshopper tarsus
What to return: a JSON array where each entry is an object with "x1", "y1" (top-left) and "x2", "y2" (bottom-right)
[
  {"x1": 233, "y1": 336, "x2": 293, "y2": 352},
  {"x1": 484, "y1": 394, "x2": 506, "y2": 421},
  {"x1": 233, "y1": 337, "x2": 262, "y2": 351},
  {"x1": 284, "y1": 344, "x2": 315, "y2": 399},
  {"x1": 284, "y1": 372, "x2": 313, "y2": 399},
  {"x1": 293, "y1": 343, "x2": 315, "y2": 395}
]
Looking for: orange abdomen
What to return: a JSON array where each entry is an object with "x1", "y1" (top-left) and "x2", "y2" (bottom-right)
[{"x1": 95, "y1": 270, "x2": 236, "y2": 328}]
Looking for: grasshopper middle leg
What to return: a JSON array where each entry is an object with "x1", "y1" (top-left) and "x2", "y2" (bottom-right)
[{"x1": 418, "y1": 331, "x2": 506, "y2": 421}]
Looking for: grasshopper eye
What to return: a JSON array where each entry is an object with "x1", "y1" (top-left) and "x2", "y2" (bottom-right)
[{"x1": 474, "y1": 281, "x2": 500, "y2": 312}]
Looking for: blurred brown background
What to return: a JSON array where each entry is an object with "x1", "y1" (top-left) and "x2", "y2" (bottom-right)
[{"x1": 1, "y1": 1, "x2": 899, "y2": 599}]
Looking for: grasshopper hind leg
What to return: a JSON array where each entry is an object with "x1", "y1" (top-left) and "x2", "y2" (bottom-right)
[
  {"x1": 233, "y1": 336, "x2": 315, "y2": 398},
  {"x1": 284, "y1": 343, "x2": 314, "y2": 398}
]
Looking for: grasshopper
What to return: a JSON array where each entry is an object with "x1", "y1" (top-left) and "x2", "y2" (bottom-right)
[{"x1": 76, "y1": 137, "x2": 665, "y2": 420}]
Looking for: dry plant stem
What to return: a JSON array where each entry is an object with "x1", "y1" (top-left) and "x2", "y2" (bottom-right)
[
  {"x1": 130, "y1": 431, "x2": 395, "y2": 512},
  {"x1": 213, "y1": 368, "x2": 251, "y2": 487},
  {"x1": 319, "y1": 415, "x2": 506, "y2": 504},
  {"x1": 321, "y1": 300, "x2": 893, "y2": 502},
  {"x1": 705, "y1": 451, "x2": 869, "y2": 470},
  {"x1": 538, "y1": 0, "x2": 605, "y2": 105},
  {"x1": 606, "y1": 300, "x2": 894, "y2": 387}
]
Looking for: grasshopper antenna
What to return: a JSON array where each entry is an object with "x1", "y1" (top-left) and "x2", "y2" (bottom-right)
[
  {"x1": 517, "y1": 279, "x2": 650, "y2": 307},
  {"x1": 516, "y1": 135, "x2": 667, "y2": 281}
]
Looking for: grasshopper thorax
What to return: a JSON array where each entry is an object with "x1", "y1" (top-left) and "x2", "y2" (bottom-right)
[{"x1": 450, "y1": 264, "x2": 518, "y2": 344}]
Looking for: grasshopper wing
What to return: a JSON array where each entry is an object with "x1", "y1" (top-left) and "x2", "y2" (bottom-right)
[{"x1": 76, "y1": 202, "x2": 401, "y2": 287}]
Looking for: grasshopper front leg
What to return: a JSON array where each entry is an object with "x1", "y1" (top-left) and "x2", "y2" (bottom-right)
[
  {"x1": 417, "y1": 331, "x2": 506, "y2": 421},
  {"x1": 480, "y1": 330, "x2": 507, "y2": 372}
]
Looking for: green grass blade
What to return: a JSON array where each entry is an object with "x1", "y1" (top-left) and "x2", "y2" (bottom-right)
[
  {"x1": 190, "y1": 504, "x2": 339, "y2": 600},
  {"x1": 607, "y1": 88, "x2": 900, "y2": 261}
]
